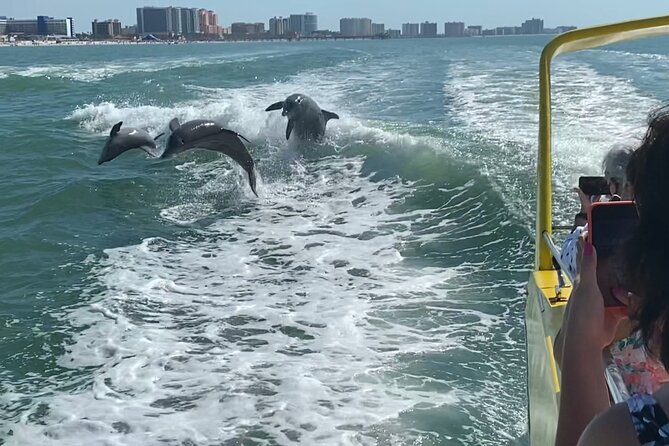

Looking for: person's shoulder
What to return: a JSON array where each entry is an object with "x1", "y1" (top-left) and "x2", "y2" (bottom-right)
[{"x1": 577, "y1": 401, "x2": 637, "y2": 446}]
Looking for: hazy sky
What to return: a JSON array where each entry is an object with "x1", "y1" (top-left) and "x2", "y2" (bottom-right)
[{"x1": 2, "y1": 0, "x2": 669, "y2": 32}]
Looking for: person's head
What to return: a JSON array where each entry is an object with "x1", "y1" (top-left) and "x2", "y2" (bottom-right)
[
  {"x1": 624, "y1": 106, "x2": 669, "y2": 367},
  {"x1": 602, "y1": 143, "x2": 635, "y2": 197},
  {"x1": 622, "y1": 147, "x2": 640, "y2": 200}
]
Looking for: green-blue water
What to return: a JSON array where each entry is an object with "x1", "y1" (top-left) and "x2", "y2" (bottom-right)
[{"x1": 1, "y1": 36, "x2": 667, "y2": 445}]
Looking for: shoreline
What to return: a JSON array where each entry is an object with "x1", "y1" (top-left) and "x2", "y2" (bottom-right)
[{"x1": 0, "y1": 33, "x2": 556, "y2": 48}]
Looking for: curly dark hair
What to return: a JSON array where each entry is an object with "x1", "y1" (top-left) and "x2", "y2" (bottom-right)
[{"x1": 625, "y1": 106, "x2": 669, "y2": 367}]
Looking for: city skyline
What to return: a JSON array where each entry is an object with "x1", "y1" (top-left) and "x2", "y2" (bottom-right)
[{"x1": 2, "y1": 0, "x2": 669, "y2": 34}]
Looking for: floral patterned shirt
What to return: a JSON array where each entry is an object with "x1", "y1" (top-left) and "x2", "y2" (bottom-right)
[{"x1": 611, "y1": 331, "x2": 669, "y2": 395}]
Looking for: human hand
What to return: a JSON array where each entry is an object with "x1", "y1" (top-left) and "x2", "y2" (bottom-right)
[
  {"x1": 573, "y1": 187, "x2": 592, "y2": 213},
  {"x1": 566, "y1": 241, "x2": 628, "y2": 349}
]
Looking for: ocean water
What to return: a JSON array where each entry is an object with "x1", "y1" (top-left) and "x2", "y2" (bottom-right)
[{"x1": 1, "y1": 35, "x2": 667, "y2": 445}]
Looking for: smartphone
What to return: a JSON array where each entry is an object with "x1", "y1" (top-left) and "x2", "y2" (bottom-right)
[
  {"x1": 587, "y1": 201, "x2": 638, "y2": 307},
  {"x1": 579, "y1": 176, "x2": 610, "y2": 196}
]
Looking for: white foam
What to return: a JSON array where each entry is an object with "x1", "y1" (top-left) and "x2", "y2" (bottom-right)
[
  {"x1": 2, "y1": 52, "x2": 278, "y2": 83},
  {"x1": 7, "y1": 157, "x2": 483, "y2": 445},
  {"x1": 11, "y1": 44, "x2": 533, "y2": 445},
  {"x1": 67, "y1": 73, "x2": 434, "y2": 154},
  {"x1": 444, "y1": 55, "x2": 656, "y2": 224}
]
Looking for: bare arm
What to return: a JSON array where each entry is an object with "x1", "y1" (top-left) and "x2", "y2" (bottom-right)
[
  {"x1": 577, "y1": 403, "x2": 638, "y2": 446},
  {"x1": 555, "y1": 243, "x2": 626, "y2": 446},
  {"x1": 555, "y1": 339, "x2": 610, "y2": 446}
]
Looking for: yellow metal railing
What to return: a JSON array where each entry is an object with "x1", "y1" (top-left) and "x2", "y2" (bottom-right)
[{"x1": 536, "y1": 15, "x2": 669, "y2": 270}]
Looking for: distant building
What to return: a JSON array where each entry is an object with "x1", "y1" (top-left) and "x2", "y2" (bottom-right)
[
  {"x1": 340, "y1": 18, "x2": 372, "y2": 37},
  {"x1": 387, "y1": 29, "x2": 401, "y2": 38},
  {"x1": 420, "y1": 22, "x2": 437, "y2": 37},
  {"x1": 92, "y1": 19, "x2": 122, "y2": 37},
  {"x1": 0, "y1": 16, "x2": 8, "y2": 35},
  {"x1": 269, "y1": 16, "x2": 288, "y2": 36},
  {"x1": 137, "y1": 7, "x2": 171, "y2": 34},
  {"x1": 444, "y1": 22, "x2": 465, "y2": 37},
  {"x1": 170, "y1": 7, "x2": 183, "y2": 35},
  {"x1": 466, "y1": 25, "x2": 482, "y2": 36},
  {"x1": 121, "y1": 25, "x2": 137, "y2": 36},
  {"x1": 6, "y1": 19, "x2": 38, "y2": 35},
  {"x1": 482, "y1": 28, "x2": 496, "y2": 36},
  {"x1": 289, "y1": 13, "x2": 317, "y2": 36},
  {"x1": 180, "y1": 8, "x2": 200, "y2": 35},
  {"x1": 136, "y1": 7, "x2": 206, "y2": 36},
  {"x1": 4, "y1": 16, "x2": 74, "y2": 37},
  {"x1": 496, "y1": 26, "x2": 516, "y2": 35},
  {"x1": 402, "y1": 23, "x2": 419, "y2": 37},
  {"x1": 231, "y1": 23, "x2": 247, "y2": 35},
  {"x1": 372, "y1": 23, "x2": 385, "y2": 35},
  {"x1": 198, "y1": 9, "x2": 218, "y2": 35},
  {"x1": 521, "y1": 18, "x2": 544, "y2": 35},
  {"x1": 231, "y1": 22, "x2": 264, "y2": 36},
  {"x1": 304, "y1": 13, "x2": 317, "y2": 34}
]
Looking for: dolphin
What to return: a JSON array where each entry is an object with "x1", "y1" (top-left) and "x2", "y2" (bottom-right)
[
  {"x1": 265, "y1": 94, "x2": 339, "y2": 141},
  {"x1": 162, "y1": 118, "x2": 258, "y2": 197},
  {"x1": 98, "y1": 121, "x2": 164, "y2": 165}
]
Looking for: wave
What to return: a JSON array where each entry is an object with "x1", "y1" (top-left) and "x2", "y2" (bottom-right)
[
  {"x1": 593, "y1": 48, "x2": 669, "y2": 61},
  {"x1": 444, "y1": 55, "x2": 655, "y2": 225},
  {"x1": 5, "y1": 151, "x2": 526, "y2": 445},
  {"x1": 67, "y1": 85, "x2": 440, "y2": 158},
  {"x1": 0, "y1": 52, "x2": 281, "y2": 83}
]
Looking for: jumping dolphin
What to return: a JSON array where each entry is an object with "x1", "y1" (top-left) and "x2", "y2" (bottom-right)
[
  {"x1": 265, "y1": 94, "x2": 339, "y2": 141},
  {"x1": 98, "y1": 121, "x2": 163, "y2": 165},
  {"x1": 162, "y1": 118, "x2": 258, "y2": 197}
]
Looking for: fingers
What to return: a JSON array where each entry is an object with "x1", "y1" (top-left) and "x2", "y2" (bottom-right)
[
  {"x1": 573, "y1": 187, "x2": 592, "y2": 211},
  {"x1": 578, "y1": 241, "x2": 598, "y2": 283},
  {"x1": 574, "y1": 233, "x2": 590, "y2": 274}
]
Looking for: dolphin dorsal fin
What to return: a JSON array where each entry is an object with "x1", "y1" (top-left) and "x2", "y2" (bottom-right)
[
  {"x1": 110, "y1": 121, "x2": 123, "y2": 136},
  {"x1": 169, "y1": 118, "x2": 181, "y2": 132},
  {"x1": 322, "y1": 110, "x2": 339, "y2": 122},
  {"x1": 265, "y1": 101, "x2": 284, "y2": 112}
]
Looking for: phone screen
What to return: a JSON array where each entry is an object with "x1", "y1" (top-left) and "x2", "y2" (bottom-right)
[
  {"x1": 579, "y1": 176, "x2": 610, "y2": 196},
  {"x1": 588, "y1": 202, "x2": 638, "y2": 307}
]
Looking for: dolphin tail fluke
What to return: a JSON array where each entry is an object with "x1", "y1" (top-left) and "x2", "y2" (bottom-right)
[
  {"x1": 265, "y1": 101, "x2": 284, "y2": 112},
  {"x1": 286, "y1": 120, "x2": 294, "y2": 140},
  {"x1": 322, "y1": 110, "x2": 339, "y2": 122}
]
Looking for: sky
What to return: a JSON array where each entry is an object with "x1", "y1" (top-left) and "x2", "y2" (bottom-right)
[{"x1": 2, "y1": 0, "x2": 669, "y2": 32}]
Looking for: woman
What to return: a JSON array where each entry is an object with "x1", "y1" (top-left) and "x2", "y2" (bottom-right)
[
  {"x1": 556, "y1": 106, "x2": 669, "y2": 445},
  {"x1": 561, "y1": 144, "x2": 635, "y2": 278}
]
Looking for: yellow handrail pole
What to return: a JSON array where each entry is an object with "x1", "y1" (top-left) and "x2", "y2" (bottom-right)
[
  {"x1": 537, "y1": 46, "x2": 553, "y2": 270},
  {"x1": 535, "y1": 15, "x2": 669, "y2": 271}
]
